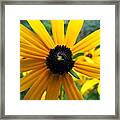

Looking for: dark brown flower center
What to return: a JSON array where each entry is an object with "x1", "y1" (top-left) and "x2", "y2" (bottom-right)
[
  {"x1": 86, "y1": 53, "x2": 92, "y2": 58},
  {"x1": 46, "y1": 45, "x2": 74, "y2": 75}
]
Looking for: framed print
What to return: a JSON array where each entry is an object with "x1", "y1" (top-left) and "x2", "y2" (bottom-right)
[{"x1": 0, "y1": 0, "x2": 120, "y2": 119}]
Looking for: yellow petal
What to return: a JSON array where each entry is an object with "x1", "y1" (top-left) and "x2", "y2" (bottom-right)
[
  {"x1": 20, "y1": 46, "x2": 46, "y2": 58},
  {"x1": 74, "y1": 59, "x2": 100, "y2": 78},
  {"x1": 27, "y1": 20, "x2": 55, "y2": 49},
  {"x1": 20, "y1": 56, "x2": 24, "y2": 59},
  {"x1": 20, "y1": 51, "x2": 46, "y2": 60},
  {"x1": 20, "y1": 67, "x2": 47, "y2": 92},
  {"x1": 24, "y1": 69, "x2": 49, "y2": 100},
  {"x1": 95, "y1": 48, "x2": 100, "y2": 56},
  {"x1": 74, "y1": 67, "x2": 100, "y2": 79},
  {"x1": 93, "y1": 56, "x2": 100, "y2": 64},
  {"x1": 71, "y1": 29, "x2": 100, "y2": 54},
  {"x1": 41, "y1": 91, "x2": 47, "y2": 100},
  {"x1": 20, "y1": 24, "x2": 49, "y2": 52},
  {"x1": 75, "y1": 60, "x2": 100, "y2": 69},
  {"x1": 24, "y1": 79, "x2": 40, "y2": 100},
  {"x1": 75, "y1": 56, "x2": 85, "y2": 61},
  {"x1": 20, "y1": 58, "x2": 44, "y2": 67},
  {"x1": 21, "y1": 63, "x2": 46, "y2": 72},
  {"x1": 84, "y1": 57, "x2": 94, "y2": 64},
  {"x1": 46, "y1": 75, "x2": 61, "y2": 100},
  {"x1": 66, "y1": 20, "x2": 84, "y2": 47},
  {"x1": 51, "y1": 20, "x2": 64, "y2": 45},
  {"x1": 75, "y1": 63, "x2": 100, "y2": 74},
  {"x1": 20, "y1": 58, "x2": 45, "y2": 72},
  {"x1": 62, "y1": 77, "x2": 73, "y2": 100},
  {"x1": 81, "y1": 79, "x2": 99, "y2": 95},
  {"x1": 62, "y1": 74, "x2": 83, "y2": 100},
  {"x1": 29, "y1": 72, "x2": 50, "y2": 100},
  {"x1": 90, "y1": 48, "x2": 95, "y2": 54},
  {"x1": 81, "y1": 39, "x2": 100, "y2": 52},
  {"x1": 20, "y1": 42, "x2": 48, "y2": 57},
  {"x1": 22, "y1": 71, "x2": 31, "y2": 77}
]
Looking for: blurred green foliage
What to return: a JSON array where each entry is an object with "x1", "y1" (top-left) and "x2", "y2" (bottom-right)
[
  {"x1": 20, "y1": 20, "x2": 34, "y2": 32},
  {"x1": 60, "y1": 85, "x2": 68, "y2": 100},
  {"x1": 84, "y1": 89, "x2": 100, "y2": 100},
  {"x1": 76, "y1": 20, "x2": 100, "y2": 43},
  {"x1": 20, "y1": 72, "x2": 23, "y2": 78},
  {"x1": 41, "y1": 20, "x2": 52, "y2": 35},
  {"x1": 20, "y1": 89, "x2": 29, "y2": 100}
]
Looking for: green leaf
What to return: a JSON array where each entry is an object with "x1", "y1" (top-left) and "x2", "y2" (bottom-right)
[
  {"x1": 69, "y1": 69, "x2": 80, "y2": 79},
  {"x1": 72, "y1": 52, "x2": 84, "y2": 60},
  {"x1": 59, "y1": 85, "x2": 68, "y2": 100},
  {"x1": 20, "y1": 72, "x2": 23, "y2": 78},
  {"x1": 20, "y1": 89, "x2": 29, "y2": 100},
  {"x1": 95, "y1": 45, "x2": 100, "y2": 50},
  {"x1": 75, "y1": 81, "x2": 81, "y2": 90},
  {"x1": 20, "y1": 20, "x2": 34, "y2": 32},
  {"x1": 59, "y1": 85, "x2": 63, "y2": 100},
  {"x1": 41, "y1": 20, "x2": 52, "y2": 35},
  {"x1": 63, "y1": 91, "x2": 67, "y2": 100},
  {"x1": 84, "y1": 88, "x2": 100, "y2": 100},
  {"x1": 62, "y1": 86, "x2": 68, "y2": 100},
  {"x1": 64, "y1": 20, "x2": 69, "y2": 34}
]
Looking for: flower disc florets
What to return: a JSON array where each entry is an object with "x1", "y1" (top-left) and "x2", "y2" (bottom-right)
[
  {"x1": 46, "y1": 45, "x2": 74, "y2": 75},
  {"x1": 86, "y1": 53, "x2": 92, "y2": 58}
]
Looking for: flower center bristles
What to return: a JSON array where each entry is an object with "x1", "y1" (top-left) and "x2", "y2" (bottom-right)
[{"x1": 46, "y1": 45, "x2": 74, "y2": 75}]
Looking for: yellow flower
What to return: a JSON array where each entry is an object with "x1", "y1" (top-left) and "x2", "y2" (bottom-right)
[
  {"x1": 73, "y1": 48, "x2": 100, "y2": 96},
  {"x1": 84, "y1": 47, "x2": 100, "y2": 64},
  {"x1": 20, "y1": 20, "x2": 100, "y2": 100},
  {"x1": 81, "y1": 78, "x2": 100, "y2": 96}
]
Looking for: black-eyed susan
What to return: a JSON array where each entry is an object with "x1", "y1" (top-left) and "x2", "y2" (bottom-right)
[
  {"x1": 72, "y1": 47, "x2": 100, "y2": 99},
  {"x1": 20, "y1": 20, "x2": 100, "y2": 100},
  {"x1": 84, "y1": 47, "x2": 100, "y2": 64}
]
